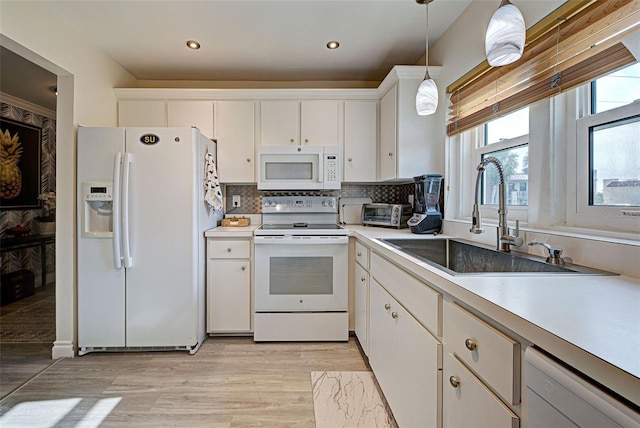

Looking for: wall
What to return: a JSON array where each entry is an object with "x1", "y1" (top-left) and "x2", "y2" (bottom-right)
[
  {"x1": 1, "y1": 98, "x2": 56, "y2": 285},
  {"x1": 0, "y1": 1, "x2": 137, "y2": 358}
]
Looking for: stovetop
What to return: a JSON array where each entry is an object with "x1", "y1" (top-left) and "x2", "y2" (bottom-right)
[{"x1": 256, "y1": 196, "x2": 346, "y2": 236}]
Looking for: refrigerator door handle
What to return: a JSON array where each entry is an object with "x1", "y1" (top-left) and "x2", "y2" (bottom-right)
[
  {"x1": 112, "y1": 152, "x2": 123, "y2": 269},
  {"x1": 122, "y1": 152, "x2": 134, "y2": 268}
]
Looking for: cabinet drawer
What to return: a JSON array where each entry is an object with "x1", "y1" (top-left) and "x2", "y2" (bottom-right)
[
  {"x1": 208, "y1": 239, "x2": 251, "y2": 259},
  {"x1": 370, "y1": 252, "x2": 441, "y2": 337},
  {"x1": 444, "y1": 301, "x2": 521, "y2": 405},
  {"x1": 444, "y1": 353, "x2": 519, "y2": 428},
  {"x1": 354, "y1": 241, "x2": 369, "y2": 270}
]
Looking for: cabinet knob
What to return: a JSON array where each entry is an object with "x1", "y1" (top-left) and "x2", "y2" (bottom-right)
[
  {"x1": 241, "y1": 266, "x2": 246, "y2": 271},
  {"x1": 348, "y1": 157, "x2": 353, "y2": 162},
  {"x1": 360, "y1": 276, "x2": 366, "y2": 282},
  {"x1": 290, "y1": 138, "x2": 295, "y2": 143},
  {"x1": 388, "y1": 152, "x2": 393, "y2": 157},
  {"x1": 304, "y1": 138, "x2": 309, "y2": 143},
  {"x1": 465, "y1": 338, "x2": 477, "y2": 351},
  {"x1": 391, "y1": 311, "x2": 398, "y2": 319},
  {"x1": 449, "y1": 376, "x2": 460, "y2": 388},
  {"x1": 227, "y1": 248, "x2": 232, "y2": 253},
  {"x1": 384, "y1": 303, "x2": 391, "y2": 310},
  {"x1": 357, "y1": 252, "x2": 362, "y2": 257},
  {"x1": 246, "y1": 158, "x2": 251, "y2": 163}
]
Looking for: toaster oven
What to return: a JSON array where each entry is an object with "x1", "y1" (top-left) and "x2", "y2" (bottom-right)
[{"x1": 361, "y1": 203, "x2": 413, "y2": 229}]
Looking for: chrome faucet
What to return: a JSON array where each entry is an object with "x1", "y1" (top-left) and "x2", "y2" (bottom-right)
[
  {"x1": 528, "y1": 242, "x2": 565, "y2": 265},
  {"x1": 470, "y1": 156, "x2": 523, "y2": 252}
]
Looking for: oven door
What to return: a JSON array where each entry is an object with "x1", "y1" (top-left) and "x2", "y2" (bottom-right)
[{"x1": 254, "y1": 235, "x2": 348, "y2": 312}]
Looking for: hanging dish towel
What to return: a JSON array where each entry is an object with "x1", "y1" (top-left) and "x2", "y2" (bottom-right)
[{"x1": 204, "y1": 152, "x2": 223, "y2": 211}]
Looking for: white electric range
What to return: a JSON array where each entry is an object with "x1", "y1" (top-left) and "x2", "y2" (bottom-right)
[{"x1": 253, "y1": 196, "x2": 349, "y2": 342}]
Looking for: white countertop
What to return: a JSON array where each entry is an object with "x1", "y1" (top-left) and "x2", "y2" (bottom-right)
[
  {"x1": 347, "y1": 225, "x2": 640, "y2": 406},
  {"x1": 204, "y1": 224, "x2": 260, "y2": 238}
]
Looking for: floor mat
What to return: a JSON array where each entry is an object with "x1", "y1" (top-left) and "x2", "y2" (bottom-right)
[
  {"x1": 311, "y1": 371, "x2": 397, "y2": 428},
  {"x1": 0, "y1": 296, "x2": 55, "y2": 342}
]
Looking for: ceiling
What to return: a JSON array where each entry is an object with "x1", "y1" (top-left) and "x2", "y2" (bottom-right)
[{"x1": 1, "y1": 0, "x2": 474, "y2": 111}]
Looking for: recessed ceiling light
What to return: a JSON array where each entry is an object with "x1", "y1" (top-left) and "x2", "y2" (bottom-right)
[
  {"x1": 186, "y1": 40, "x2": 201, "y2": 50},
  {"x1": 326, "y1": 41, "x2": 340, "y2": 50}
]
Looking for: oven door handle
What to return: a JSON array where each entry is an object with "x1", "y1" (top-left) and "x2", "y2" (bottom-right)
[{"x1": 254, "y1": 236, "x2": 349, "y2": 245}]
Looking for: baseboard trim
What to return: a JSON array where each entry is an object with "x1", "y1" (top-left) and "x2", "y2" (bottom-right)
[{"x1": 52, "y1": 340, "x2": 75, "y2": 359}]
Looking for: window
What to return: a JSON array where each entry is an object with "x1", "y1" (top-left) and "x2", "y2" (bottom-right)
[
  {"x1": 590, "y1": 115, "x2": 640, "y2": 207},
  {"x1": 480, "y1": 108, "x2": 529, "y2": 207},
  {"x1": 591, "y1": 63, "x2": 640, "y2": 114},
  {"x1": 572, "y1": 62, "x2": 640, "y2": 233}
]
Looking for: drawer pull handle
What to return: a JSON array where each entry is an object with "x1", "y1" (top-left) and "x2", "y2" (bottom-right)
[
  {"x1": 391, "y1": 312, "x2": 398, "y2": 319},
  {"x1": 465, "y1": 338, "x2": 477, "y2": 351},
  {"x1": 384, "y1": 303, "x2": 391, "y2": 310},
  {"x1": 360, "y1": 276, "x2": 366, "y2": 282},
  {"x1": 449, "y1": 376, "x2": 460, "y2": 388},
  {"x1": 227, "y1": 248, "x2": 232, "y2": 253}
]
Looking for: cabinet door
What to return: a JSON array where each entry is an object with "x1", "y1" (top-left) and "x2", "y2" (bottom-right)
[
  {"x1": 260, "y1": 101, "x2": 299, "y2": 145},
  {"x1": 379, "y1": 85, "x2": 397, "y2": 181},
  {"x1": 344, "y1": 100, "x2": 377, "y2": 182},
  {"x1": 443, "y1": 353, "x2": 519, "y2": 428},
  {"x1": 207, "y1": 260, "x2": 251, "y2": 332},
  {"x1": 214, "y1": 101, "x2": 255, "y2": 183},
  {"x1": 168, "y1": 100, "x2": 214, "y2": 138},
  {"x1": 354, "y1": 262, "x2": 369, "y2": 355},
  {"x1": 301, "y1": 100, "x2": 340, "y2": 146},
  {"x1": 369, "y1": 279, "x2": 441, "y2": 428},
  {"x1": 118, "y1": 100, "x2": 166, "y2": 127}
]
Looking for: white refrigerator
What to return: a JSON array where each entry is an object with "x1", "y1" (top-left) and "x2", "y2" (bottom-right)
[{"x1": 77, "y1": 127, "x2": 220, "y2": 355}]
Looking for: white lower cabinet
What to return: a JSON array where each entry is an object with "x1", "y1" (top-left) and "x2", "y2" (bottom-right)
[
  {"x1": 207, "y1": 238, "x2": 252, "y2": 333},
  {"x1": 443, "y1": 353, "x2": 519, "y2": 428},
  {"x1": 369, "y1": 278, "x2": 442, "y2": 428}
]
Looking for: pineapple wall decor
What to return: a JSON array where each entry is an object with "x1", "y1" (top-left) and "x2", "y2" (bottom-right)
[{"x1": 0, "y1": 117, "x2": 41, "y2": 209}]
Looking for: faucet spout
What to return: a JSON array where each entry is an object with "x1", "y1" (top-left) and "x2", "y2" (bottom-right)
[{"x1": 470, "y1": 157, "x2": 523, "y2": 252}]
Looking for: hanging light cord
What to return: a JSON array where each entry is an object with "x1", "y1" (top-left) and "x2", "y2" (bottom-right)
[{"x1": 417, "y1": 0, "x2": 434, "y2": 80}]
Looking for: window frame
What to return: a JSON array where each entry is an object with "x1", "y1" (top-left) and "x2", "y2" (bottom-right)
[{"x1": 571, "y1": 100, "x2": 640, "y2": 232}]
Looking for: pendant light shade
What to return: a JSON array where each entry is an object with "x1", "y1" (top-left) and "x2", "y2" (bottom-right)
[
  {"x1": 485, "y1": 0, "x2": 525, "y2": 67},
  {"x1": 416, "y1": 0, "x2": 438, "y2": 116},
  {"x1": 416, "y1": 78, "x2": 438, "y2": 115}
]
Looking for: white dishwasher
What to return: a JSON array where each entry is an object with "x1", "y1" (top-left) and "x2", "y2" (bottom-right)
[{"x1": 525, "y1": 347, "x2": 640, "y2": 427}]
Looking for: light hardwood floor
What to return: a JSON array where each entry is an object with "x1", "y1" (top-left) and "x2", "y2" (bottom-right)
[{"x1": 0, "y1": 337, "x2": 371, "y2": 427}]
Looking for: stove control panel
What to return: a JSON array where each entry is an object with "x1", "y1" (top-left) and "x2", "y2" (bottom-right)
[{"x1": 262, "y1": 196, "x2": 338, "y2": 213}]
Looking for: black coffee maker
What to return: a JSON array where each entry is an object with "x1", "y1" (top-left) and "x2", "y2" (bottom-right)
[{"x1": 408, "y1": 174, "x2": 444, "y2": 234}]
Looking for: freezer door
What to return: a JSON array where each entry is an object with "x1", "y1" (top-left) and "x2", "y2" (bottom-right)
[
  {"x1": 123, "y1": 128, "x2": 200, "y2": 347},
  {"x1": 77, "y1": 127, "x2": 126, "y2": 348}
]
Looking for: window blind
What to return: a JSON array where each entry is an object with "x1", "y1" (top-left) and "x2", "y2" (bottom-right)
[{"x1": 447, "y1": 0, "x2": 639, "y2": 136}]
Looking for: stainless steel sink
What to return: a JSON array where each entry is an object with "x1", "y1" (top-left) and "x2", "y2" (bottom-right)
[{"x1": 378, "y1": 238, "x2": 616, "y2": 276}]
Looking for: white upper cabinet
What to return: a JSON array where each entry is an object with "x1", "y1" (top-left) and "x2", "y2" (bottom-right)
[
  {"x1": 378, "y1": 66, "x2": 442, "y2": 181},
  {"x1": 214, "y1": 101, "x2": 256, "y2": 183},
  {"x1": 167, "y1": 100, "x2": 214, "y2": 139},
  {"x1": 260, "y1": 101, "x2": 300, "y2": 145},
  {"x1": 260, "y1": 100, "x2": 341, "y2": 146},
  {"x1": 118, "y1": 100, "x2": 166, "y2": 127},
  {"x1": 344, "y1": 100, "x2": 377, "y2": 182}
]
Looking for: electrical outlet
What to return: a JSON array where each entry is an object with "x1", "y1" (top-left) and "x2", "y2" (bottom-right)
[{"x1": 232, "y1": 195, "x2": 241, "y2": 208}]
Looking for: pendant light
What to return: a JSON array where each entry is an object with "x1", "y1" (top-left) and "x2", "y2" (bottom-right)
[
  {"x1": 485, "y1": 0, "x2": 525, "y2": 66},
  {"x1": 415, "y1": 0, "x2": 438, "y2": 116}
]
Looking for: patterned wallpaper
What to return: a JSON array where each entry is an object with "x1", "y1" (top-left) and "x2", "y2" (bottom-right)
[
  {"x1": 224, "y1": 183, "x2": 414, "y2": 214},
  {"x1": 1, "y1": 101, "x2": 56, "y2": 284}
]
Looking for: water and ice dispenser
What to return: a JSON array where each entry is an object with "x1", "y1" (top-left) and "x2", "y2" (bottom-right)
[{"x1": 81, "y1": 182, "x2": 113, "y2": 238}]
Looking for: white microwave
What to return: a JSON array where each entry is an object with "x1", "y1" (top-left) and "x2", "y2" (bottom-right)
[{"x1": 257, "y1": 145, "x2": 341, "y2": 190}]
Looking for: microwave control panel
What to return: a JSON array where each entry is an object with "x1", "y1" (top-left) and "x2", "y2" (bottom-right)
[{"x1": 323, "y1": 147, "x2": 341, "y2": 189}]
